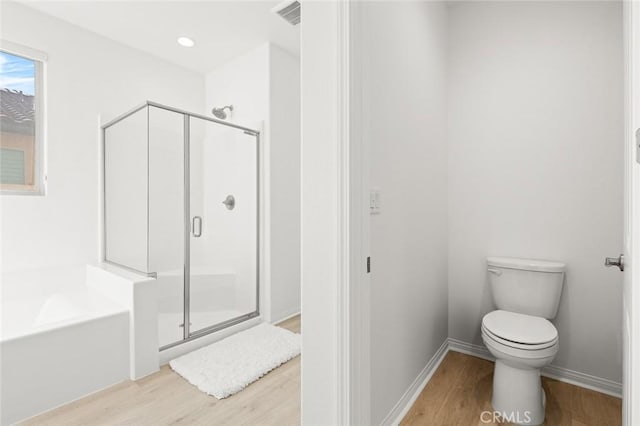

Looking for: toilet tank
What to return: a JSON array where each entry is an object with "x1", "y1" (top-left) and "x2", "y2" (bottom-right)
[{"x1": 487, "y1": 257, "x2": 565, "y2": 319}]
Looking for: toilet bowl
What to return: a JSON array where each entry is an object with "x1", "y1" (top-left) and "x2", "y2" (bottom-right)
[
  {"x1": 482, "y1": 310, "x2": 559, "y2": 425},
  {"x1": 482, "y1": 257, "x2": 565, "y2": 426}
]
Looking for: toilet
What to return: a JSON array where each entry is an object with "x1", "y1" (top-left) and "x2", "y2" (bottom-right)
[{"x1": 481, "y1": 257, "x2": 565, "y2": 426}]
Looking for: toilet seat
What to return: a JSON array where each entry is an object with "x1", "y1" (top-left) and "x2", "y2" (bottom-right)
[
  {"x1": 483, "y1": 329, "x2": 559, "y2": 362},
  {"x1": 482, "y1": 310, "x2": 558, "y2": 352},
  {"x1": 482, "y1": 325, "x2": 558, "y2": 351}
]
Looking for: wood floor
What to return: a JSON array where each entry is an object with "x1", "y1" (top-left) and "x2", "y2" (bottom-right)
[
  {"x1": 21, "y1": 326, "x2": 621, "y2": 426},
  {"x1": 21, "y1": 315, "x2": 301, "y2": 426},
  {"x1": 401, "y1": 351, "x2": 622, "y2": 426}
]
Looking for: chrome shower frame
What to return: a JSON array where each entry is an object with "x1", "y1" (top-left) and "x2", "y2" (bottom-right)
[{"x1": 101, "y1": 100, "x2": 261, "y2": 351}]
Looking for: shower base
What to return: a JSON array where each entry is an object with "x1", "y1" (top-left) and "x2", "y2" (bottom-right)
[{"x1": 158, "y1": 310, "x2": 244, "y2": 348}]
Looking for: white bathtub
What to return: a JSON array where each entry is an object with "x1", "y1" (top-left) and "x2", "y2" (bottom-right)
[{"x1": 1, "y1": 266, "x2": 130, "y2": 425}]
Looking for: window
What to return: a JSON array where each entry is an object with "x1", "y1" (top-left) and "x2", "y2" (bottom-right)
[{"x1": 0, "y1": 43, "x2": 45, "y2": 194}]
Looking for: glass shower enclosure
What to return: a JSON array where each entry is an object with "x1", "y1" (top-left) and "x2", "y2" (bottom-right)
[{"x1": 102, "y1": 101, "x2": 260, "y2": 350}]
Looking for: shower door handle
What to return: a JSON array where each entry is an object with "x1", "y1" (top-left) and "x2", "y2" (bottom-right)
[{"x1": 192, "y1": 216, "x2": 202, "y2": 238}]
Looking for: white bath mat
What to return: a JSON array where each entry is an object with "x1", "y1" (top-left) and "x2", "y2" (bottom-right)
[{"x1": 169, "y1": 322, "x2": 300, "y2": 399}]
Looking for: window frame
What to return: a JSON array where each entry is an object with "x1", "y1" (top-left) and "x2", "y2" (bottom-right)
[{"x1": 0, "y1": 40, "x2": 47, "y2": 196}]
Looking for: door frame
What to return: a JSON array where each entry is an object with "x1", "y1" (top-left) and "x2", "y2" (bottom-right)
[
  {"x1": 300, "y1": 1, "x2": 369, "y2": 424},
  {"x1": 623, "y1": 1, "x2": 640, "y2": 424}
]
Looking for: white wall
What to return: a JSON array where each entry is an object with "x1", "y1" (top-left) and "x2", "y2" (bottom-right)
[
  {"x1": 0, "y1": 1, "x2": 205, "y2": 273},
  {"x1": 269, "y1": 46, "x2": 301, "y2": 322},
  {"x1": 205, "y1": 43, "x2": 301, "y2": 323},
  {"x1": 300, "y1": 2, "x2": 340, "y2": 422},
  {"x1": 363, "y1": 2, "x2": 449, "y2": 424},
  {"x1": 205, "y1": 44, "x2": 270, "y2": 128},
  {"x1": 447, "y1": 1, "x2": 624, "y2": 383}
]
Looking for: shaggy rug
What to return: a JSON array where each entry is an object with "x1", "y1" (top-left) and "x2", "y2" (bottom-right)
[{"x1": 169, "y1": 323, "x2": 301, "y2": 399}]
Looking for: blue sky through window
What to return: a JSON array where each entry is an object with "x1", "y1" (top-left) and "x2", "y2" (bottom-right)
[{"x1": 0, "y1": 51, "x2": 35, "y2": 95}]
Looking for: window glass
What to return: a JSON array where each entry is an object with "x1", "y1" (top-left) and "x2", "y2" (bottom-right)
[{"x1": 0, "y1": 50, "x2": 41, "y2": 193}]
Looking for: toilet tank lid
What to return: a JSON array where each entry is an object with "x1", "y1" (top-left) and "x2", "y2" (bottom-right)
[{"x1": 487, "y1": 257, "x2": 565, "y2": 273}]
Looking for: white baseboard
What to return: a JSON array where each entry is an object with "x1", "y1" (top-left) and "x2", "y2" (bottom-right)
[
  {"x1": 447, "y1": 337, "x2": 493, "y2": 362},
  {"x1": 542, "y1": 363, "x2": 622, "y2": 398},
  {"x1": 272, "y1": 309, "x2": 301, "y2": 325},
  {"x1": 447, "y1": 338, "x2": 622, "y2": 398},
  {"x1": 380, "y1": 339, "x2": 449, "y2": 426}
]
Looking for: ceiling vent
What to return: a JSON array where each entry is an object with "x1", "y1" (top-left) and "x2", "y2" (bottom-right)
[{"x1": 272, "y1": 0, "x2": 300, "y2": 26}]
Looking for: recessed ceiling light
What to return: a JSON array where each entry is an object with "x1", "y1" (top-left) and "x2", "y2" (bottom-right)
[{"x1": 177, "y1": 37, "x2": 195, "y2": 47}]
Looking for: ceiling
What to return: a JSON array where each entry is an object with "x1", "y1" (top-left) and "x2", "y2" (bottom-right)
[{"x1": 19, "y1": 0, "x2": 300, "y2": 74}]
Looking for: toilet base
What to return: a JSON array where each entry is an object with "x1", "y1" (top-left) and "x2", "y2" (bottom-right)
[{"x1": 491, "y1": 360, "x2": 545, "y2": 425}]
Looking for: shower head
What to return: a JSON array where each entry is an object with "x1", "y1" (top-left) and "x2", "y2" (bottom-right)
[{"x1": 211, "y1": 105, "x2": 233, "y2": 120}]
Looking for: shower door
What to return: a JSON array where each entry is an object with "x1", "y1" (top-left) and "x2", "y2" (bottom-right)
[
  {"x1": 185, "y1": 115, "x2": 259, "y2": 338},
  {"x1": 104, "y1": 102, "x2": 259, "y2": 349}
]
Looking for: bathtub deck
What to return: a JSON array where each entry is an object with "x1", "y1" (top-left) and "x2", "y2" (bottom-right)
[{"x1": 20, "y1": 315, "x2": 301, "y2": 426}]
